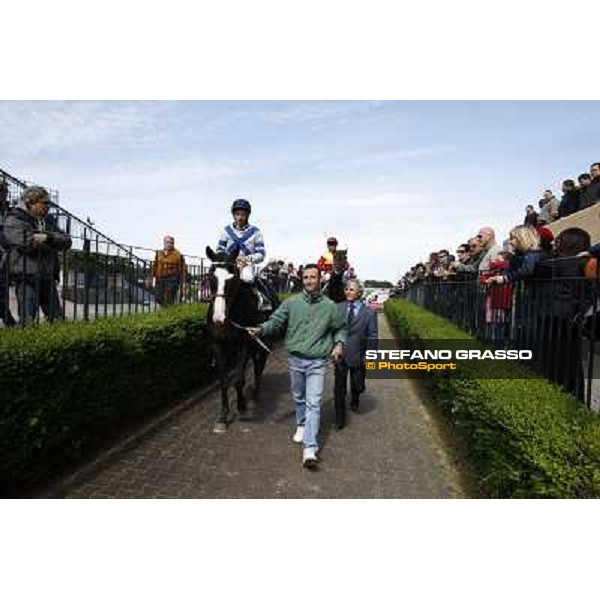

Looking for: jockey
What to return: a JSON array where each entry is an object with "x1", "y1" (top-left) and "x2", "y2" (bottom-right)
[
  {"x1": 317, "y1": 236, "x2": 349, "y2": 282},
  {"x1": 216, "y1": 198, "x2": 274, "y2": 310}
]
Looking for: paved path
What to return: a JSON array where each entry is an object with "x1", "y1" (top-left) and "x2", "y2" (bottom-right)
[{"x1": 48, "y1": 314, "x2": 467, "y2": 498}]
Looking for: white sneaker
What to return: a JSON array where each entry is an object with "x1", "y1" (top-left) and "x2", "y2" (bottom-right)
[
  {"x1": 303, "y1": 447, "x2": 318, "y2": 469},
  {"x1": 292, "y1": 426, "x2": 305, "y2": 443}
]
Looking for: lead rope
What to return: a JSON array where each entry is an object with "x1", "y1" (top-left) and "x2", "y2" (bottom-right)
[{"x1": 228, "y1": 319, "x2": 272, "y2": 354}]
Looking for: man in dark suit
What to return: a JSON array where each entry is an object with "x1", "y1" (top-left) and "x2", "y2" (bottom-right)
[{"x1": 334, "y1": 279, "x2": 378, "y2": 429}]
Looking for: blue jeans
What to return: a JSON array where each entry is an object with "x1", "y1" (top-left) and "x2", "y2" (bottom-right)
[
  {"x1": 16, "y1": 278, "x2": 62, "y2": 325},
  {"x1": 288, "y1": 355, "x2": 327, "y2": 450}
]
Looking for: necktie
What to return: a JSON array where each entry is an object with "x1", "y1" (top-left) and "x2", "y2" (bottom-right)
[{"x1": 348, "y1": 302, "x2": 355, "y2": 325}]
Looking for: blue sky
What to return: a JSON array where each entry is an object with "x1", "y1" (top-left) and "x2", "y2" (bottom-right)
[{"x1": 1, "y1": 101, "x2": 599, "y2": 280}]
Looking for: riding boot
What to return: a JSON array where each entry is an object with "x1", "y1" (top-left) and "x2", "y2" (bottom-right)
[{"x1": 253, "y1": 282, "x2": 272, "y2": 312}]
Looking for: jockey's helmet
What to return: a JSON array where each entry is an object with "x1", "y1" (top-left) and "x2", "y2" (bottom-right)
[
  {"x1": 231, "y1": 198, "x2": 251, "y2": 214},
  {"x1": 327, "y1": 236, "x2": 338, "y2": 246}
]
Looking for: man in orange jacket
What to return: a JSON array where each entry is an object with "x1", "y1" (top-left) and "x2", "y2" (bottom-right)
[{"x1": 149, "y1": 236, "x2": 188, "y2": 306}]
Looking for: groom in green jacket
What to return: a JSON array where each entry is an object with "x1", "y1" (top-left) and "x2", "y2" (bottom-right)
[{"x1": 249, "y1": 263, "x2": 347, "y2": 469}]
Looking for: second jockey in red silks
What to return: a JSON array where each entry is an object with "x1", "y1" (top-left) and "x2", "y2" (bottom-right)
[{"x1": 216, "y1": 198, "x2": 276, "y2": 312}]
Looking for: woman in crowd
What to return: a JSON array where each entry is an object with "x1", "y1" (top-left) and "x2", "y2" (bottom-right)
[{"x1": 487, "y1": 225, "x2": 541, "y2": 285}]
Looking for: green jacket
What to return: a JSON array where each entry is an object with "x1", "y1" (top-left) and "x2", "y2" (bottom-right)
[{"x1": 260, "y1": 291, "x2": 347, "y2": 359}]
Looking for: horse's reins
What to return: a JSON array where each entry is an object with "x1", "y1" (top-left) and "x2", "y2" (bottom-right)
[
  {"x1": 209, "y1": 261, "x2": 272, "y2": 354},
  {"x1": 228, "y1": 319, "x2": 272, "y2": 354}
]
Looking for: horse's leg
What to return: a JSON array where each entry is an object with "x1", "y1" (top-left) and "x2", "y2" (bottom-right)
[
  {"x1": 236, "y1": 343, "x2": 250, "y2": 418},
  {"x1": 213, "y1": 342, "x2": 230, "y2": 433},
  {"x1": 252, "y1": 344, "x2": 268, "y2": 402}
]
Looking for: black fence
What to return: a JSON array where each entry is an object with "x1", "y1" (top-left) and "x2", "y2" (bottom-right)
[
  {"x1": 402, "y1": 261, "x2": 600, "y2": 411},
  {"x1": 0, "y1": 166, "x2": 304, "y2": 329},
  {"x1": 1, "y1": 168, "x2": 210, "y2": 327}
]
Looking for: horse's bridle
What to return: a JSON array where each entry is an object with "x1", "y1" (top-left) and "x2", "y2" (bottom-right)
[{"x1": 209, "y1": 261, "x2": 238, "y2": 300}]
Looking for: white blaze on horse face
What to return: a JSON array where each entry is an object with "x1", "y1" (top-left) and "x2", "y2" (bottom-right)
[{"x1": 213, "y1": 267, "x2": 234, "y2": 324}]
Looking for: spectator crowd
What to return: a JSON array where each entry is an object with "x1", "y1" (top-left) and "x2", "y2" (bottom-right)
[
  {"x1": 397, "y1": 161, "x2": 600, "y2": 292},
  {"x1": 259, "y1": 260, "x2": 304, "y2": 293},
  {"x1": 396, "y1": 161, "x2": 600, "y2": 405}
]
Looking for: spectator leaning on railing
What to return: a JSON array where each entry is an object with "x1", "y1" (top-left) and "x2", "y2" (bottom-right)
[
  {"x1": 454, "y1": 236, "x2": 484, "y2": 275},
  {"x1": 534, "y1": 227, "x2": 593, "y2": 397},
  {"x1": 479, "y1": 252, "x2": 512, "y2": 339},
  {"x1": 477, "y1": 226, "x2": 502, "y2": 273},
  {"x1": 487, "y1": 225, "x2": 542, "y2": 285},
  {"x1": 3, "y1": 186, "x2": 72, "y2": 324},
  {"x1": 432, "y1": 249, "x2": 452, "y2": 279},
  {"x1": 536, "y1": 225, "x2": 555, "y2": 255}
]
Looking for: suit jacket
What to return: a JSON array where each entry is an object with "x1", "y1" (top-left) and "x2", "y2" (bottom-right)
[{"x1": 338, "y1": 300, "x2": 378, "y2": 367}]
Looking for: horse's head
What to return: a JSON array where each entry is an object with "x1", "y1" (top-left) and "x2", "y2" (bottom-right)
[
  {"x1": 333, "y1": 249, "x2": 347, "y2": 273},
  {"x1": 206, "y1": 245, "x2": 240, "y2": 326}
]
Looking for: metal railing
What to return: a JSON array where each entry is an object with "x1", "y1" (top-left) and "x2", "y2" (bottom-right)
[
  {"x1": 0, "y1": 235, "x2": 211, "y2": 327},
  {"x1": 1, "y1": 167, "x2": 211, "y2": 327},
  {"x1": 401, "y1": 261, "x2": 600, "y2": 411}
]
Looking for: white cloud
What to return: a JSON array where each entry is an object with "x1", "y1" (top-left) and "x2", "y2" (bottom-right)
[
  {"x1": 0, "y1": 101, "x2": 525, "y2": 282},
  {"x1": 0, "y1": 101, "x2": 182, "y2": 157},
  {"x1": 258, "y1": 100, "x2": 383, "y2": 127},
  {"x1": 315, "y1": 147, "x2": 456, "y2": 172}
]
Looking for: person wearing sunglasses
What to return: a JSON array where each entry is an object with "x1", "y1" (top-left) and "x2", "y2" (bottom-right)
[
  {"x1": 455, "y1": 244, "x2": 470, "y2": 264},
  {"x1": 454, "y1": 236, "x2": 484, "y2": 275}
]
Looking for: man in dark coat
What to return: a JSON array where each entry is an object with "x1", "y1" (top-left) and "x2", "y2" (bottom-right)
[
  {"x1": 578, "y1": 171, "x2": 598, "y2": 211},
  {"x1": 588, "y1": 162, "x2": 600, "y2": 206},
  {"x1": 3, "y1": 186, "x2": 72, "y2": 324},
  {"x1": 333, "y1": 278, "x2": 378, "y2": 429},
  {"x1": 0, "y1": 180, "x2": 17, "y2": 327},
  {"x1": 558, "y1": 179, "x2": 580, "y2": 218},
  {"x1": 533, "y1": 228, "x2": 592, "y2": 400}
]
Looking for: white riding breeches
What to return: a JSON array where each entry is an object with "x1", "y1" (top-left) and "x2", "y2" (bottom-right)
[{"x1": 240, "y1": 263, "x2": 258, "y2": 283}]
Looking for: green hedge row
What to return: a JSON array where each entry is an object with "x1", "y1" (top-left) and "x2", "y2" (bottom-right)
[
  {"x1": 0, "y1": 304, "x2": 211, "y2": 495},
  {"x1": 384, "y1": 299, "x2": 600, "y2": 498}
]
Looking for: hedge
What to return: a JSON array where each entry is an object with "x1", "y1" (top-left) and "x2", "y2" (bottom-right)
[
  {"x1": 384, "y1": 299, "x2": 600, "y2": 498},
  {"x1": 0, "y1": 303, "x2": 211, "y2": 495}
]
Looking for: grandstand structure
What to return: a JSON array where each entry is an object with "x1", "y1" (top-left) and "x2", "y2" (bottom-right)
[{"x1": 548, "y1": 202, "x2": 600, "y2": 243}]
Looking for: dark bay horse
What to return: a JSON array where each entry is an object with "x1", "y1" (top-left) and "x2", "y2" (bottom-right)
[{"x1": 205, "y1": 245, "x2": 276, "y2": 433}]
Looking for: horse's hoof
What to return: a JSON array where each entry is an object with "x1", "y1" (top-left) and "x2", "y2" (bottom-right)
[
  {"x1": 213, "y1": 422, "x2": 228, "y2": 434},
  {"x1": 238, "y1": 407, "x2": 254, "y2": 421}
]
